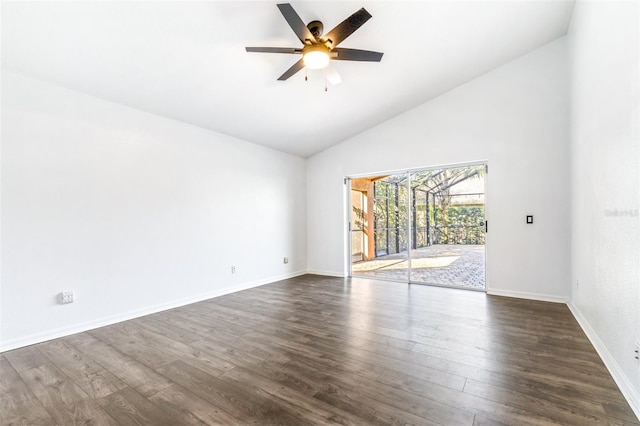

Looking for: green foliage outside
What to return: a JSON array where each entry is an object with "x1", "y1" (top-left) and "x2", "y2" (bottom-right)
[
  {"x1": 433, "y1": 205, "x2": 485, "y2": 244},
  {"x1": 369, "y1": 165, "x2": 486, "y2": 256}
]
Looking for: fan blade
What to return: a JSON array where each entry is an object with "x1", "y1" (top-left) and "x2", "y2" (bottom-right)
[
  {"x1": 333, "y1": 48, "x2": 383, "y2": 62},
  {"x1": 278, "y1": 58, "x2": 305, "y2": 81},
  {"x1": 323, "y1": 65, "x2": 342, "y2": 85},
  {"x1": 245, "y1": 47, "x2": 301, "y2": 54},
  {"x1": 322, "y1": 8, "x2": 372, "y2": 48},
  {"x1": 277, "y1": 3, "x2": 315, "y2": 43}
]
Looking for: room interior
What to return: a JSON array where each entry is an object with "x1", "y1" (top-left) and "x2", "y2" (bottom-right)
[{"x1": 1, "y1": 0, "x2": 639, "y2": 424}]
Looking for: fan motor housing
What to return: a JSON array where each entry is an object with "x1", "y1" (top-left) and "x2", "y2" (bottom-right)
[{"x1": 307, "y1": 20, "x2": 323, "y2": 38}]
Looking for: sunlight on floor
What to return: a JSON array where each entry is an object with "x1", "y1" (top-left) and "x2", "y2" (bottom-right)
[
  {"x1": 353, "y1": 256, "x2": 459, "y2": 271},
  {"x1": 351, "y1": 245, "x2": 485, "y2": 289},
  {"x1": 409, "y1": 256, "x2": 459, "y2": 269}
]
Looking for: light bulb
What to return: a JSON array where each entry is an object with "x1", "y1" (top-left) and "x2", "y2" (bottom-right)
[{"x1": 303, "y1": 49, "x2": 330, "y2": 70}]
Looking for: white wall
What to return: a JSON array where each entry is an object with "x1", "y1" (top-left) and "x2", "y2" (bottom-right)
[
  {"x1": 0, "y1": 72, "x2": 307, "y2": 351},
  {"x1": 307, "y1": 38, "x2": 570, "y2": 301},
  {"x1": 568, "y1": 0, "x2": 640, "y2": 415}
]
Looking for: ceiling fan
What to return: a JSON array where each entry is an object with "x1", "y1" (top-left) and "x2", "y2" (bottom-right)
[{"x1": 245, "y1": 3, "x2": 383, "y2": 85}]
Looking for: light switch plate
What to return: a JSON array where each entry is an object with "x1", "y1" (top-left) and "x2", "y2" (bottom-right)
[{"x1": 526, "y1": 215, "x2": 533, "y2": 224}]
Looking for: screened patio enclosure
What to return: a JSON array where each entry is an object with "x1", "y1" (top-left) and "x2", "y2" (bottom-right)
[{"x1": 349, "y1": 164, "x2": 486, "y2": 290}]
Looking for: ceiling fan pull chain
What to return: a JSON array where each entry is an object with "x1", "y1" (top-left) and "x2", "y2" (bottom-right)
[
  {"x1": 305, "y1": 68, "x2": 308, "y2": 81},
  {"x1": 325, "y1": 78, "x2": 328, "y2": 92}
]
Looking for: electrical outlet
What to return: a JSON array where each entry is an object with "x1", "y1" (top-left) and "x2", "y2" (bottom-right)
[
  {"x1": 59, "y1": 291, "x2": 74, "y2": 304},
  {"x1": 283, "y1": 257, "x2": 289, "y2": 264},
  {"x1": 635, "y1": 342, "x2": 640, "y2": 360},
  {"x1": 231, "y1": 265, "x2": 236, "y2": 274}
]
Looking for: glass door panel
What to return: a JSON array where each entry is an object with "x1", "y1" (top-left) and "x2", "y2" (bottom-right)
[
  {"x1": 409, "y1": 166, "x2": 486, "y2": 290},
  {"x1": 351, "y1": 190, "x2": 365, "y2": 263},
  {"x1": 350, "y1": 174, "x2": 409, "y2": 282}
]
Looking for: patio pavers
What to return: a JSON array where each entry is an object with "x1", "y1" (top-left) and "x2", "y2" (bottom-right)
[{"x1": 352, "y1": 244, "x2": 485, "y2": 290}]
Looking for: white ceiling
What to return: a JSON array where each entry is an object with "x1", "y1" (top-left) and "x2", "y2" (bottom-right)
[{"x1": 1, "y1": 1, "x2": 575, "y2": 158}]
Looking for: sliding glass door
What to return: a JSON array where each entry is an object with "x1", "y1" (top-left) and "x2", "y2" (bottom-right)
[{"x1": 349, "y1": 163, "x2": 486, "y2": 291}]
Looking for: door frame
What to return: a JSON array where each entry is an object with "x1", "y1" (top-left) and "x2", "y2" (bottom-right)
[{"x1": 345, "y1": 160, "x2": 488, "y2": 291}]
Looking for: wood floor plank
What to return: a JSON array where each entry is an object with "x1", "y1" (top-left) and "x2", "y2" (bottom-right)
[
  {"x1": 97, "y1": 387, "x2": 183, "y2": 425},
  {"x1": 467, "y1": 365, "x2": 631, "y2": 420},
  {"x1": 148, "y1": 383, "x2": 248, "y2": 426},
  {"x1": 463, "y1": 377, "x2": 615, "y2": 425},
  {"x1": 3, "y1": 346, "x2": 49, "y2": 372},
  {"x1": 473, "y1": 414, "x2": 509, "y2": 426},
  {"x1": 207, "y1": 297, "x2": 419, "y2": 353},
  {"x1": 158, "y1": 360, "x2": 318, "y2": 425},
  {"x1": 287, "y1": 357, "x2": 476, "y2": 426},
  {"x1": 136, "y1": 315, "x2": 204, "y2": 344},
  {"x1": 313, "y1": 379, "x2": 443, "y2": 426},
  {"x1": 156, "y1": 360, "x2": 272, "y2": 424},
  {"x1": 242, "y1": 324, "x2": 470, "y2": 391},
  {"x1": 36, "y1": 338, "x2": 127, "y2": 399},
  {"x1": 191, "y1": 338, "x2": 323, "y2": 397},
  {"x1": 377, "y1": 368, "x2": 566, "y2": 426},
  {"x1": 64, "y1": 332, "x2": 173, "y2": 397},
  {"x1": 102, "y1": 320, "x2": 234, "y2": 377},
  {"x1": 219, "y1": 366, "x2": 368, "y2": 426},
  {"x1": 18, "y1": 363, "x2": 118, "y2": 425},
  {"x1": 0, "y1": 356, "x2": 54, "y2": 426},
  {"x1": 1, "y1": 274, "x2": 638, "y2": 425},
  {"x1": 602, "y1": 400, "x2": 640, "y2": 424},
  {"x1": 88, "y1": 324, "x2": 181, "y2": 370},
  {"x1": 412, "y1": 339, "x2": 620, "y2": 392},
  {"x1": 408, "y1": 323, "x2": 605, "y2": 366}
]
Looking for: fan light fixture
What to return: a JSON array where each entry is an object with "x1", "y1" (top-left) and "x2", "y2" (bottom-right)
[
  {"x1": 302, "y1": 46, "x2": 330, "y2": 69},
  {"x1": 245, "y1": 3, "x2": 384, "y2": 83}
]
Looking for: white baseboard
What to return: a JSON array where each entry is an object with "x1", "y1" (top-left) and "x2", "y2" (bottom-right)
[
  {"x1": 567, "y1": 302, "x2": 640, "y2": 421},
  {"x1": 306, "y1": 269, "x2": 345, "y2": 278},
  {"x1": 487, "y1": 288, "x2": 568, "y2": 303},
  {"x1": 0, "y1": 270, "x2": 306, "y2": 352}
]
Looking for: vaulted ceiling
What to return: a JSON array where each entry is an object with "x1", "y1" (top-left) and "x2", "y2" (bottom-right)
[{"x1": 1, "y1": 1, "x2": 575, "y2": 157}]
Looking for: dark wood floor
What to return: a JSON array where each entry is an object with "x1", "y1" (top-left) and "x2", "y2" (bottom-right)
[{"x1": 1, "y1": 275, "x2": 638, "y2": 425}]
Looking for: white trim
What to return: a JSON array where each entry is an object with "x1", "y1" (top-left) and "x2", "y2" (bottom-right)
[
  {"x1": 406, "y1": 173, "x2": 413, "y2": 280},
  {"x1": 0, "y1": 270, "x2": 306, "y2": 352},
  {"x1": 567, "y1": 302, "x2": 640, "y2": 421},
  {"x1": 306, "y1": 269, "x2": 345, "y2": 278},
  {"x1": 352, "y1": 274, "x2": 407, "y2": 284},
  {"x1": 345, "y1": 177, "x2": 353, "y2": 278},
  {"x1": 487, "y1": 289, "x2": 568, "y2": 304},
  {"x1": 412, "y1": 280, "x2": 486, "y2": 292}
]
